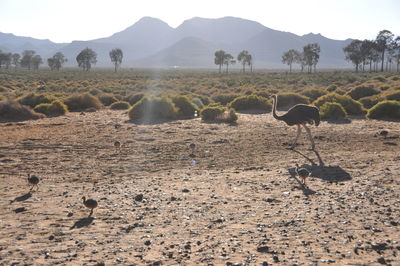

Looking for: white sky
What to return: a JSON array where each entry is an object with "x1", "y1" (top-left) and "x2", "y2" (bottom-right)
[{"x1": 0, "y1": 0, "x2": 399, "y2": 43}]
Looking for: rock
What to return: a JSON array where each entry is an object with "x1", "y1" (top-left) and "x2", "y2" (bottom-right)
[
  {"x1": 48, "y1": 235, "x2": 55, "y2": 240},
  {"x1": 273, "y1": 255, "x2": 279, "y2": 262},
  {"x1": 257, "y1": 246, "x2": 269, "y2": 253},
  {"x1": 182, "y1": 188, "x2": 190, "y2": 193},
  {"x1": 14, "y1": 207, "x2": 26, "y2": 213},
  {"x1": 144, "y1": 240, "x2": 151, "y2": 246}
]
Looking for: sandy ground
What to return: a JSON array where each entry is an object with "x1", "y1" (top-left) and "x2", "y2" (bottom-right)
[{"x1": 0, "y1": 110, "x2": 399, "y2": 265}]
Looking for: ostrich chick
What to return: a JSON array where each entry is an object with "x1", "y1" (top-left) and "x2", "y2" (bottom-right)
[
  {"x1": 114, "y1": 140, "x2": 121, "y2": 152},
  {"x1": 378, "y1": 129, "x2": 389, "y2": 139},
  {"x1": 27, "y1": 174, "x2": 40, "y2": 191},
  {"x1": 295, "y1": 164, "x2": 310, "y2": 186},
  {"x1": 82, "y1": 196, "x2": 98, "y2": 217},
  {"x1": 189, "y1": 143, "x2": 196, "y2": 153}
]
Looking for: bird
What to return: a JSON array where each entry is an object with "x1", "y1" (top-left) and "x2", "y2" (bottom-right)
[
  {"x1": 27, "y1": 174, "x2": 39, "y2": 191},
  {"x1": 114, "y1": 140, "x2": 121, "y2": 152},
  {"x1": 189, "y1": 143, "x2": 196, "y2": 153},
  {"x1": 271, "y1": 95, "x2": 320, "y2": 150},
  {"x1": 82, "y1": 196, "x2": 98, "y2": 217},
  {"x1": 295, "y1": 164, "x2": 311, "y2": 186},
  {"x1": 378, "y1": 129, "x2": 389, "y2": 139}
]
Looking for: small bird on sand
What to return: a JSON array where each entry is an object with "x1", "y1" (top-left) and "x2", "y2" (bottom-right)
[
  {"x1": 378, "y1": 129, "x2": 389, "y2": 139},
  {"x1": 189, "y1": 143, "x2": 196, "y2": 153},
  {"x1": 27, "y1": 174, "x2": 39, "y2": 191},
  {"x1": 82, "y1": 196, "x2": 98, "y2": 217},
  {"x1": 295, "y1": 164, "x2": 311, "y2": 186},
  {"x1": 114, "y1": 140, "x2": 121, "y2": 152}
]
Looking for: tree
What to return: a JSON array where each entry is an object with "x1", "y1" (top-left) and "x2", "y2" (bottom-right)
[
  {"x1": 282, "y1": 49, "x2": 301, "y2": 73},
  {"x1": 360, "y1": 40, "x2": 376, "y2": 72},
  {"x1": 20, "y1": 50, "x2": 36, "y2": 70},
  {"x1": 376, "y1": 30, "x2": 394, "y2": 72},
  {"x1": 214, "y1": 50, "x2": 226, "y2": 73},
  {"x1": 394, "y1": 36, "x2": 400, "y2": 72},
  {"x1": 343, "y1": 40, "x2": 363, "y2": 72},
  {"x1": 109, "y1": 48, "x2": 123, "y2": 72},
  {"x1": 223, "y1": 53, "x2": 235, "y2": 73},
  {"x1": 0, "y1": 51, "x2": 12, "y2": 69},
  {"x1": 303, "y1": 43, "x2": 320, "y2": 73},
  {"x1": 48, "y1": 52, "x2": 66, "y2": 71},
  {"x1": 237, "y1": 50, "x2": 252, "y2": 73},
  {"x1": 76, "y1": 48, "x2": 97, "y2": 71},
  {"x1": 11, "y1": 53, "x2": 20, "y2": 69},
  {"x1": 31, "y1": 55, "x2": 43, "y2": 70}
]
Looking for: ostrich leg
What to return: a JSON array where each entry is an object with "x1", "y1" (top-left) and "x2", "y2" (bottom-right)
[
  {"x1": 291, "y1": 124, "x2": 302, "y2": 149},
  {"x1": 303, "y1": 124, "x2": 316, "y2": 150}
]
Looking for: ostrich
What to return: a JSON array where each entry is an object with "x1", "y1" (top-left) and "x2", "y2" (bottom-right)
[
  {"x1": 295, "y1": 164, "x2": 311, "y2": 186},
  {"x1": 271, "y1": 95, "x2": 320, "y2": 150},
  {"x1": 82, "y1": 196, "x2": 98, "y2": 217},
  {"x1": 27, "y1": 174, "x2": 39, "y2": 191}
]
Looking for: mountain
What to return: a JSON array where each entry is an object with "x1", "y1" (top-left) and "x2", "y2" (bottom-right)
[
  {"x1": 0, "y1": 16, "x2": 353, "y2": 68},
  {"x1": 0, "y1": 32, "x2": 66, "y2": 57},
  {"x1": 133, "y1": 37, "x2": 217, "y2": 67}
]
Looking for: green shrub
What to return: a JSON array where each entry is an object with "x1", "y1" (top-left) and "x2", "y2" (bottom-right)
[
  {"x1": 200, "y1": 106, "x2": 226, "y2": 122},
  {"x1": 228, "y1": 94, "x2": 271, "y2": 113},
  {"x1": 110, "y1": 101, "x2": 131, "y2": 110},
  {"x1": 385, "y1": 91, "x2": 400, "y2": 101},
  {"x1": 0, "y1": 94, "x2": 5, "y2": 101},
  {"x1": 0, "y1": 101, "x2": 45, "y2": 121},
  {"x1": 172, "y1": 95, "x2": 197, "y2": 118},
  {"x1": 128, "y1": 97, "x2": 177, "y2": 123},
  {"x1": 212, "y1": 94, "x2": 240, "y2": 106},
  {"x1": 320, "y1": 102, "x2": 347, "y2": 120},
  {"x1": 345, "y1": 85, "x2": 380, "y2": 100},
  {"x1": 276, "y1": 92, "x2": 309, "y2": 109},
  {"x1": 64, "y1": 93, "x2": 103, "y2": 112},
  {"x1": 89, "y1": 88, "x2": 102, "y2": 95},
  {"x1": 17, "y1": 93, "x2": 55, "y2": 108},
  {"x1": 301, "y1": 88, "x2": 327, "y2": 101},
  {"x1": 34, "y1": 100, "x2": 68, "y2": 117},
  {"x1": 200, "y1": 105, "x2": 237, "y2": 123},
  {"x1": 373, "y1": 75, "x2": 386, "y2": 82},
  {"x1": 359, "y1": 96, "x2": 380, "y2": 109},
  {"x1": 124, "y1": 93, "x2": 145, "y2": 106},
  {"x1": 367, "y1": 100, "x2": 400, "y2": 119},
  {"x1": 313, "y1": 93, "x2": 366, "y2": 115},
  {"x1": 98, "y1": 93, "x2": 118, "y2": 106},
  {"x1": 191, "y1": 97, "x2": 204, "y2": 110}
]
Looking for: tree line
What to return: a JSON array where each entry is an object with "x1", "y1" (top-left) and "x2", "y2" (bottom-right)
[
  {"x1": 342, "y1": 30, "x2": 400, "y2": 72},
  {"x1": 281, "y1": 43, "x2": 320, "y2": 73},
  {"x1": 214, "y1": 50, "x2": 253, "y2": 73},
  {"x1": 0, "y1": 47, "x2": 124, "y2": 72}
]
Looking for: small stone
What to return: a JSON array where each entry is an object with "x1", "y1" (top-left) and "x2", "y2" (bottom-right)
[
  {"x1": 135, "y1": 194, "x2": 143, "y2": 202},
  {"x1": 144, "y1": 240, "x2": 151, "y2": 246},
  {"x1": 182, "y1": 188, "x2": 190, "y2": 193},
  {"x1": 48, "y1": 235, "x2": 55, "y2": 240}
]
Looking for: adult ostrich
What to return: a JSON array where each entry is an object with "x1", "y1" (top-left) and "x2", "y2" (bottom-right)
[{"x1": 271, "y1": 95, "x2": 320, "y2": 150}]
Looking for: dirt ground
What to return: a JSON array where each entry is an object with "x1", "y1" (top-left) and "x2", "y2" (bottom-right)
[{"x1": 0, "y1": 110, "x2": 399, "y2": 265}]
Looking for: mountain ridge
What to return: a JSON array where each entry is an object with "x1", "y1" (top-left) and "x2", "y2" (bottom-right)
[{"x1": 0, "y1": 16, "x2": 352, "y2": 68}]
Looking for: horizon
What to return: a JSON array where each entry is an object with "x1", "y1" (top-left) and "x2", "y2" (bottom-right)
[{"x1": 0, "y1": 0, "x2": 399, "y2": 43}]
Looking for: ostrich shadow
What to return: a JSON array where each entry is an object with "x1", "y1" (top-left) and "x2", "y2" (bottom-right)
[
  {"x1": 290, "y1": 149, "x2": 352, "y2": 183},
  {"x1": 10, "y1": 192, "x2": 32, "y2": 204},
  {"x1": 70, "y1": 217, "x2": 94, "y2": 229}
]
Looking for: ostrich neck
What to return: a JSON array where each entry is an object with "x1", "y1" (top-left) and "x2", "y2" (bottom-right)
[{"x1": 272, "y1": 96, "x2": 282, "y2": 120}]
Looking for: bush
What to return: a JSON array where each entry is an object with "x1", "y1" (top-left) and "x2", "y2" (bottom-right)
[
  {"x1": 128, "y1": 97, "x2": 177, "y2": 123},
  {"x1": 313, "y1": 93, "x2": 366, "y2": 115},
  {"x1": 200, "y1": 106, "x2": 226, "y2": 121},
  {"x1": 367, "y1": 100, "x2": 400, "y2": 119},
  {"x1": 0, "y1": 94, "x2": 5, "y2": 101},
  {"x1": 385, "y1": 91, "x2": 400, "y2": 101},
  {"x1": 89, "y1": 88, "x2": 102, "y2": 95},
  {"x1": 191, "y1": 97, "x2": 204, "y2": 109},
  {"x1": 172, "y1": 95, "x2": 197, "y2": 118},
  {"x1": 98, "y1": 93, "x2": 118, "y2": 106},
  {"x1": 359, "y1": 96, "x2": 380, "y2": 109},
  {"x1": 212, "y1": 94, "x2": 240, "y2": 106},
  {"x1": 124, "y1": 93, "x2": 145, "y2": 106},
  {"x1": 200, "y1": 105, "x2": 237, "y2": 123},
  {"x1": 301, "y1": 88, "x2": 327, "y2": 101},
  {"x1": 17, "y1": 93, "x2": 55, "y2": 108},
  {"x1": 64, "y1": 93, "x2": 103, "y2": 112},
  {"x1": 320, "y1": 102, "x2": 347, "y2": 120},
  {"x1": 34, "y1": 100, "x2": 68, "y2": 117},
  {"x1": 110, "y1": 101, "x2": 131, "y2": 110},
  {"x1": 0, "y1": 101, "x2": 45, "y2": 121},
  {"x1": 276, "y1": 93, "x2": 309, "y2": 109},
  {"x1": 345, "y1": 85, "x2": 380, "y2": 100},
  {"x1": 228, "y1": 95, "x2": 271, "y2": 113}
]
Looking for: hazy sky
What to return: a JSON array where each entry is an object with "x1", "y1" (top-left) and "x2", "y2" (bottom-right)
[{"x1": 0, "y1": 0, "x2": 399, "y2": 43}]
